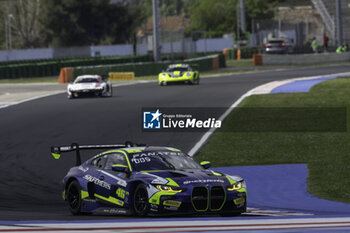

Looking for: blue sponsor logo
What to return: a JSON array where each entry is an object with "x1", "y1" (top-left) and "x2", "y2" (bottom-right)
[{"x1": 143, "y1": 109, "x2": 162, "y2": 129}]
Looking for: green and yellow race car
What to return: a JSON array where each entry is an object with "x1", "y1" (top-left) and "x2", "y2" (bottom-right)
[{"x1": 158, "y1": 64, "x2": 199, "y2": 86}]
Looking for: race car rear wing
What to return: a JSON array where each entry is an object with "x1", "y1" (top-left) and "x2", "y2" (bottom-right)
[{"x1": 51, "y1": 141, "x2": 145, "y2": 166}]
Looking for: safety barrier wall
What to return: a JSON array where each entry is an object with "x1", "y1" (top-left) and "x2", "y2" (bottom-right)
[
  {"x1": 0, "y1": 37, "x2": 234, "y2": 63},
  {"x1": 224, "y1": 46, "x2": 261, "y2": 60},
  {"x1": 0, "y1": 55, "x2": 151, "y2": 79},
  {"x1": 73, "y1": 54, "x2": 225, "y2": 79},
  {"x1": 262, "y1": 52, "x2": 350, "y2": 65}
]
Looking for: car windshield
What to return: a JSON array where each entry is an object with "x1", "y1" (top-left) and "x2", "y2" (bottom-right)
[
  {"x1": 166, "y1": 67, "x2": 189, "y2": 72},
  {"x1": 268, "y1": 40, "x2": 284, "y2": 44},
  {"x1": 129, "y1": 151, "x2": 203, "y2": 171},
  {"x1": 75, "y1": 78, "x2": 99, "y2": 83}
]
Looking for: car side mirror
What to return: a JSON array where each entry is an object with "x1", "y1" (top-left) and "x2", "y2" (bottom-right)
[
  {"x1": 200, "y1": 161, "x2": 211, "y2": 169},
  {"x1": 112, "y1": 164, "x2": 130, "y2": 174}
]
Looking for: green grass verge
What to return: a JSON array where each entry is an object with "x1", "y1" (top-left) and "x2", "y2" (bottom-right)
[
  {"x1": 195, "y1": 76, "x2": 350, "y2": 203},
  {"x1": 226, "y1": 59, "x2": 253, "y2": 67}
]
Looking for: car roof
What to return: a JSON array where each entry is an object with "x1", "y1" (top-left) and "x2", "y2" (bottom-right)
[
  {"x1": 97, "y1": 146, "x2": 182, "y2": 157},
  {"x1": 76, "y1": 75, "x2": 101, "y2": 79}
]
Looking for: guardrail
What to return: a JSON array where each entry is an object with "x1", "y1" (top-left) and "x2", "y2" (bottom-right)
[{"x1": 261, "y1": 52, "x2": 350, "y2": 65}]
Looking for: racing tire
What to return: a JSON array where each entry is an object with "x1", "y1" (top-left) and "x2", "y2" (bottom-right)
[
  {"x1": 160, "y1": 81, "x2": 166, "y2": 86},
  {"x1": 195, "y1": 76, "x2": 200, "y2": 85},
  {"x1": 66, "y1": 180, "x2": 82, "y2": 215},
  {"x1": 103, "y1": 84, "x2": 113, "y2": 97},
  {"x1": 132, "y1": 183, "x2": 149, "y2": 216},
  {"x1": 108, "y1": 86, "x2": 113, "y2": 97}
]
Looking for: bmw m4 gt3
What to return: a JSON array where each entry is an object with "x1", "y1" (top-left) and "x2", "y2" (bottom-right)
[
  {"x1": 67, "y1": 75, "x2": 112, "y2": 99},
  {"x1": 158, "y1": 64, "x2": 199, "y2": 86},
  {"x1": 51, "y1": 142, "x2": 247, "y2": 216}
]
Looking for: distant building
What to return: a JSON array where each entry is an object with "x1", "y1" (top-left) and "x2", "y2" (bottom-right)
[
  {"x1": 272, "y1": 0, "x2": 350, "y2": 46},
  {"x1": 137, "y1": 16, "x2": 191, "y2": 43}
]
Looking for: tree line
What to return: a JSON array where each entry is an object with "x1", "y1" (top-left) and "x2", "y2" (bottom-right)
[{"x1": 0, "y1": 0, "x2": 282, "y2": 50}]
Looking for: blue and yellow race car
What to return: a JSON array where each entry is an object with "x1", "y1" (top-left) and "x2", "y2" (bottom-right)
[
  {"x1": 51, "y1": 142, "x2": 247, "y2": 216},
  {"x1": 158, "y1": 64, "x2": 200, "y2": 86}
]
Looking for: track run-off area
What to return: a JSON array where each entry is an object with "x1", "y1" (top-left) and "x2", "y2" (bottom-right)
[{"x1": 1, "y1": 65, "x2": 350, "y2": 232}]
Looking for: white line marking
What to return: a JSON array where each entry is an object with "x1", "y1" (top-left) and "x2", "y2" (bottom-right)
[
  {"x1": 187, "y1": 82, "x2": 268, "y2": 156},
  {"x1": 0, "y1": 91, "x2": 65, "y2": 109},
  {"x1": 0, "y1": 81, "x2": 154, "y2": 110},
  {"x1": 1, "y1": 217, "x2": 350, "y2": 232}
]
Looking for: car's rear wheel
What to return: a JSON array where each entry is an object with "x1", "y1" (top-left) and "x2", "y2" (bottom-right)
[
  {"x1": 66, "y1": 180, "x2": 82, "y2": 215},
  {"x1": 109, "y1": 86, "x2": 113, "y2": 97},
  {"x1": 133, "y1": 183, "x2": 149, "y2": 216},
  {"x1": 195, "y1": 76, "x2": 200, "y2": 85}
]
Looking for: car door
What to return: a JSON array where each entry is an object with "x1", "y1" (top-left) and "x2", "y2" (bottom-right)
[
  {"x1": 87, "y1": 155, "x2": 109, "y2": 198},
  {"x1": 94, "y1": 152, "x2": 130, "y2": 207}
]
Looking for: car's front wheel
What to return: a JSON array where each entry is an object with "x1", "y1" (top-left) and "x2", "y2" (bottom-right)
[
  {"x1": 195, "y1": 76, "x2": 200, "y2": 85},
  {"x1": 133, "y1": 183, "x2": 149, "y2": 216},
  {"x1": 108, "y1": 86, "x2": 113, "y2": 97},
  {"x1": 66, "y1": 180, "x2": 82, "y2": 215}
]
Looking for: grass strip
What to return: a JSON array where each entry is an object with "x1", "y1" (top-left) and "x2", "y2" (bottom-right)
[{"x1": 195, "y1": 76, "x2": 350, "y2": 203}]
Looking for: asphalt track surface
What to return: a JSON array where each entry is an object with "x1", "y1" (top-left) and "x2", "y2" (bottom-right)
[{"x1": 1, "y1": 65, "x2": 350, "y2": 221}]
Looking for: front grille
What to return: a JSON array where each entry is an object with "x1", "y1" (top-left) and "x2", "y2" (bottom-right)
[
  {"x1": 210, "y1": 186, "x2": 225, "y2": 210},
  {"x1": 192, "y1": 187, "x2": 208, "y2": 211}
]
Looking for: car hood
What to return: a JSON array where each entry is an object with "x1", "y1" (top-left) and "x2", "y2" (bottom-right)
[
  {"x1": 166, "y1": 71, "x2": 185, "y2": 78},
  {"x1": 144, "y1": 170, "x2": 229, "y2": 186},
  {"x1": 70, "y1": 83, "x2": 100, "y2": 90}
]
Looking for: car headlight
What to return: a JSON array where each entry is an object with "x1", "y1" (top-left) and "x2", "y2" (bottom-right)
[
  {"x1": 161, "y1": 74, "x2": 166, "y2": 78},
  {"x1": 227, "y1": 180, "x2": 246, "y2": 191},
  {"x1": 186, "y1": 72, "x2": 191, "y2": 77},
  {"x1": 156, "y1": 185, "x2": 182, "y2": 193}
]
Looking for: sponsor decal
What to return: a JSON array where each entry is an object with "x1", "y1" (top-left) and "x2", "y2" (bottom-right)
[
  {"x1": 234, "y1": 197, "x2": 245, "y2": 205},
  {"x1": 82, "y1": 199, "x2": 97, "y2": 203},
  {"x1": 102, "y1": 208, "x2": 127, "y2": 214},
  {"x1": 78, "y1": 166, "x2": 89, "y2": 172},
  {"x1": 164, "y1": 206, "x2": 179, "y2": 211},
  {"x1": 109, "y1": 72, "x2": 134, "y2": 81},
  {"x1": 183, "y1": 179, "x2": 225, "y2": 185},
  {"x1": 163, "y1": 200, "x2": 181, "y2": 208},
  {"x1": 116, "y1": 187, "x2": 129, "y2": 199},
  {"x1": 83, "y1": 174, "x2": 111, "y2": 190}
]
